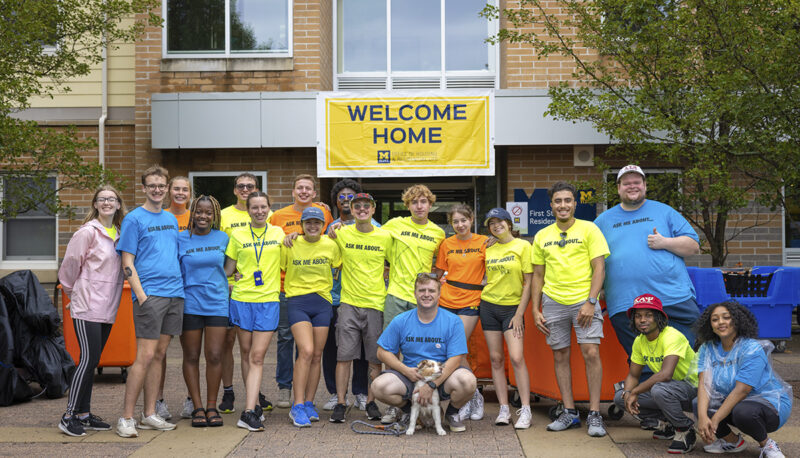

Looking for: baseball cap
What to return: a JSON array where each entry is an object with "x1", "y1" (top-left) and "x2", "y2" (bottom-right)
[
  {"x1": 626, "y1": 293, "x2": 668, "y2": 319},
  {"x1": 351, "y1": 192, "x2": 374, "y2": 203},
  {"x1": 616, "y1": 164, "x2": 646, "y2": 183},
  {"x1": 484, "y1": 207, "x2": 512, "y2": 226},
  {"x1": 301, "y1": 207, "x2": 325, "y2": 222}
]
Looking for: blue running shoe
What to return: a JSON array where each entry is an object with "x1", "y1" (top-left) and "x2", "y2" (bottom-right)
[
  {"x1": 304, "y1": 402, "x2": 319, "y2": 422},
  {"x1": 290, "y1": 404, "x2": 311, "y2": 428},
  {"x1": 546, "y1": 409, "x2": 581, "y2": 431}
]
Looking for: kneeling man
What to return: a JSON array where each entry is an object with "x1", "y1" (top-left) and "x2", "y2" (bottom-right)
[
  {"x1": 614, "y1": 294, "x2": 698, "y2": 455},
  {"x1": 372, "y1": 273, "x2": 477, "y2": 433}
]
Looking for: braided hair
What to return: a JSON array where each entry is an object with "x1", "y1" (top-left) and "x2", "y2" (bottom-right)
[{"x1": 187, "y1": 194, "x2": 221, "y2": 235}]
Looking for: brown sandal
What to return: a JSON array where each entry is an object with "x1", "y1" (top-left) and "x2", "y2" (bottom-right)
[
  {"x1": 206, "y1": 408, "x2": 223, "y2": 427},
  {"x1": 191, "y1": 407, "x2": 207, "y2": 427}
]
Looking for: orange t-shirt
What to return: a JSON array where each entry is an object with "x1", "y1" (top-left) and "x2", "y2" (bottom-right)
[
  {"x1": 268, "y1": 203, "x2": 334, "y2": 290},
  {"x1": 167, "y1": 208, "x2": 190, "y2": 232},
  {"x1": 435, "y1": 234, "x2": 487, "y2": 309}
]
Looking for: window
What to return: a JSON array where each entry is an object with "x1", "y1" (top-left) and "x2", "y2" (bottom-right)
[
  {"x1": 189, "y1": 171, "x2": 268, "y2": 208},
  {"x1": 164, "y1": 0, "x2": 292, "y2": 57},
  {"x1": 335, "y1": 0, "x2": 497, "y2": 89},
  {"x1": 1, "y1": 177, "x2": 57, "y2": 263}
]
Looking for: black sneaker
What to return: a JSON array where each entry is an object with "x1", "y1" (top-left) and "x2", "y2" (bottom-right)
[
  {"x1": 258, "y1": 392, "x2": 273, "y2": 411},
  {"x1": 79, "y1": 413, "x2": 111, "y2": 431},
  {"x1": 219, "y1": 389, "x2": 235, "y2": 413},
  {"x1": 58, "y1": 415, "x2": 86, "y2": 437},
  {"x1": 667, "y1": 428, "x2": 696, "y2": 454},
  {"x1": 254, "y1": 405, "x2": 265, "y2": 421},
  {"x1": 330, "y1": 403, "x2": 346, "y2": 423},
  {"x1": 652, "y1": 421, "x2": 675, "y2": 440},
  {"x1": 365, "y1": 401, "x2": 382, "y2": 421},
  {"x1": 237, "y1": 410, "x2": 264, "y2": 432}
]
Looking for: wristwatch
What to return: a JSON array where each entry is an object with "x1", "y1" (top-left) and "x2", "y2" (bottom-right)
[
  {"x1": 588, "y1": 297, "x2": 598, "y2": 305},
  {"x1": 427, "y1": 381, "x2": 437, "y2": 390}
]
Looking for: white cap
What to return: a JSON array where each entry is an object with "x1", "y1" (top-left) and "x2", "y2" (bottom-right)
[{"x1": 616, "y1": 164, "x2": 645, "y2": 183}]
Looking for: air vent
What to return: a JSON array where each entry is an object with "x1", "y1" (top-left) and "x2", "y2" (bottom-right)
[
  {"x1": 391, "y1": 77, "x2": 442, "y2": 89},
  {"x1": 785, "y1": 252, "x2": 800, "y2": 266},
  {"x1": 446, "y1": 76, "x2": 496, "y2": 88},
  {"x1": 336, "y1": 77, "x2": 387, "y2": 90}
]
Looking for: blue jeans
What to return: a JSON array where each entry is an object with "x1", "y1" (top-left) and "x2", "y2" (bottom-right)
[
  {"x1": 276, "y1": 292, "x2": 294, "y2": 390},
  {"x1": 610, "y1": 297, "x2": 700, "y2": 381}
]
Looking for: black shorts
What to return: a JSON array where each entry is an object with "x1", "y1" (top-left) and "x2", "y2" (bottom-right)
[
  {"x1": 478, "y1": 300, "x2": 519, "y2": 332},
  {"x1": 439, "y1": 305, "x2": 480, "y2": 317},
  {"x1": 182, "y1": 313, "x2": 229, "y2": 332}
]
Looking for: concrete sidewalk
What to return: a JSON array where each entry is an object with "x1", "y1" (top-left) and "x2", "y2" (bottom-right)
[{"x1": 2, "y1": 335, "x2": 800, "y2": 457}]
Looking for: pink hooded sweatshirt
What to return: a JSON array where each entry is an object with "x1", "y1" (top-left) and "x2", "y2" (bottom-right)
[{"x1": 58, "y1": 219, "x2": 124, "y2": 324}]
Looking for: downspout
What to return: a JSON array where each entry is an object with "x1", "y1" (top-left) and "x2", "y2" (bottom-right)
[{"x1": 98, "y1": 28, "x2": 108, "y2": 167}]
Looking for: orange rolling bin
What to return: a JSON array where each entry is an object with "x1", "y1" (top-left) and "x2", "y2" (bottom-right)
[
  {"x1": 466, "y1": 320, "x2": 509, "y2": 381},
  {"x1": 58, "y1": 282, "x2": 137, "y2": 382},
  {"x1": 508, "y1": 301, "x2": 629, "y2": 419}
]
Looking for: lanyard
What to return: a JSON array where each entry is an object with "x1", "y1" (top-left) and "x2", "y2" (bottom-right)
[{"x1": 250, "y1": 223, "x2": 267, "y2": 265}]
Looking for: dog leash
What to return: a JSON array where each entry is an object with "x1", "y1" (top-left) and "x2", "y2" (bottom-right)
[{"x1": 350, "y1": 420, "x2": 406, "y2": 436}]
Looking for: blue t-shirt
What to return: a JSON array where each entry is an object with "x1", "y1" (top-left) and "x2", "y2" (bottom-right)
[
  {"x1": 594, "y1": 200, "x2": 699, "y2": 317},
  {"x1": 698, "y1": 339, "x2": 792, "y2": 427},
  {"x1": 377, "y1": 308, "x2": 467, "y2": 368},
  {"x1": 117, "y1": 206, "x2": 183, "y2": 302},
  {"x1": 178, "y1": 229, "x2": 229, "y2": 316},
  {"x1": 330, "y1": 217, "x2": 381, "y2": 306}
]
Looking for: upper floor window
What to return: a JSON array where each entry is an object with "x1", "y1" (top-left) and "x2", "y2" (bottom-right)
[
  {"x1": 335, "y1": 0, "x2": 497, "y2": 90},
  {"x1": 164, "y1": 0, "x2": 292, "y2": 57},
  {"x1": 1, "y1": 177, "x2": 57, "y2": 263}
]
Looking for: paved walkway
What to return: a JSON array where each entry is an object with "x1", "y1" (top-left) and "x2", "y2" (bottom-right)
[{"x1": 2, "y1": 334, "x2": 800, "y2": 457}]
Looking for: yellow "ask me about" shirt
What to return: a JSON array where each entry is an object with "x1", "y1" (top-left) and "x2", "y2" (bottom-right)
[
  {"x1": 280, "y1": 236, "x2": 341, "y2": 303},
  {"x1": 225, "y1": 224, "x2": 284, "y2": 303}
]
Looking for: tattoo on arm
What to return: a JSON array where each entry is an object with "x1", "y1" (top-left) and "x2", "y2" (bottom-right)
[{"x1": 124, "y1": 267, "x2": 133, "y2": 278}]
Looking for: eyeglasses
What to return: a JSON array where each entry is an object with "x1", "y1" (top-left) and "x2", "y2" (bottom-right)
[
  {"x1": 352, "y1": 202, "x2": 372, "y2": 210},
  {"x1": 417, "y1": 272, "x2": 438, "y2": 280},
  {"x1": 236, "y1": 183, "x2": 256, "y2": 191},
  {"x1": 145, "y1": 184, "x2": 167, "y2": 191},
  {"x1": 338, "y1": 193, "x2": 355, "y2": 201},
  {"x1": 557, "y1": 231, "x2": 567, "y2": 248},
  {"x1": 96, "y1": 197, "x2": 118, "y2": 204}
]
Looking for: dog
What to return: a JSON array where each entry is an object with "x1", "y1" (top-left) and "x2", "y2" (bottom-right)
[{"x1": 406, "y1": 359, "x2": 446, "y2": 436}]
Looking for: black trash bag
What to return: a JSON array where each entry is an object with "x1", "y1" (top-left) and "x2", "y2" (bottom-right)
[
  {"x1": 0, "y1": 270, "x2": 60, "y2": 335},
  {"x1": 17, "y1": 334, "x2": 74, "y2": 399},
  {"x1": 0, "y1": 293, "x2": 34, "y2": 406}
]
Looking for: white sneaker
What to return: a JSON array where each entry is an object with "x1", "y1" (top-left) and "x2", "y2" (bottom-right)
[
  {"x1": 155, "y1": 399, "x2": 171, "y2": 420},
  {"x1": 514, "y1": 405, "x2": 532, "y2": 429},
  {"x1": 381, "y1": 406, "x2": 399, "y2": 425},
  {"x1": 138, "y1": 412, "x2": 176, "y2": 431},
  {"x1": 703, "y1": 433, "x2": 746, "y2": 453},
  {"x1": 115, "y1": 417, "x2": 138, "y2": 438},
  {"x1": 495, "y1": 404, "x2": 511, "y2": 426},
  {"x1": 470, "y1": 389, "x2": 484, "y2": 421},
  {"x1": 323, "y1": 394, "x2": 339, "y2": 411},
  {"x1": 457, "y1": 400, "x2": 472, "y2": 422},
  {"x1": 760, "y1": 438, "x2": 785, "y2": 458},
  {"x1": 180, "y1": 397, "x2": 194, "y2": 419},
  {"x1": 276, "y1": 388, "x2": 292, "y2": 408},
  {"x1": 355, "y1": 393, "x2": 368, "y2": 411}
]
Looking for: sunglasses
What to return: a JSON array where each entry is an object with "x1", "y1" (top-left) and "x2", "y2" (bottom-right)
[
  {"x1": 558, "y1": 231, "x2": 567, "y2": 248},
  {"x1": 352, "y1": 202, "x2": 372, "y2": 210},
  {"x1": 236, "y1": 183, "x2": 256, "y2": 191},
  {"x1": 338, "y1": 193, "x2": 355, "y2": 201}
]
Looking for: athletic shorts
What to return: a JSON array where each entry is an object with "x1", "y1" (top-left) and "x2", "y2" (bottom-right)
[
  {"x1": 381, "y1": 366, "x2": 473, "y2": 401},
  {"x1": 229, "y1": 299, "x2": 279, "y2": 332},
  {"x1": 479, "y1": 300, "x2": 519, "y2": 332},
  {"x1": 440, "y1": 304, "x2": 480, "y2": 317},
  {"x1": 336, "y1": 303, "x2": 382, "y2": 364},
  {"x1": 287, "y1": 293, "x2": 333, "y2": 327},
  {"x1": 133, "y1": 296, "x2": 184, "y2": 339},
  {"x1": 182, "y1": 313, "x2": 229, "y2": 332},
  {"x1": 383, "y1": 294, "x2": 416, "y2": 330},
  {"x1": 542, "y1": 293, "x2": 603, "y2": 349}
]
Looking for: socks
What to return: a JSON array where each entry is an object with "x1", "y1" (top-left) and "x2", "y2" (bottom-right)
[
  {"x1": 445, "y1": 403, "x2": 459, "y2": 416},
  {"x1": 400, "y1": 400, "x2": 412, "y2": 414},
  {"x1": 224, "y1": 385, "x2": 233, "y2": 392}
]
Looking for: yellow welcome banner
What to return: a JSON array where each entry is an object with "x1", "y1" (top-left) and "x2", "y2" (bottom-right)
[{"x1": 316, "y1": 90, "x2": 494, "y2": 177}]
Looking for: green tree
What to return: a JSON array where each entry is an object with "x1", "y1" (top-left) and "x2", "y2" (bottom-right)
[
  {"x1": 487, "y1": 0, "x2": 800, "y2": 266},
  {"x1": 0, "y1": 0, "x2": 160, "y2": 219}
]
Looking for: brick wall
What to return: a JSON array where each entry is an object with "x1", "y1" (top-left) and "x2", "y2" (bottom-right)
[{"x1": 508, "y1": 146, "x2": 783, "y2": 266}]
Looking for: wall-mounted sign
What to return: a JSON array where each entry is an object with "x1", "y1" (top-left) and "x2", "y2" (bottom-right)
[
  {"x1": 514, "y1": 188, "x2": 597, "y2": 237},
  {"x1": 316, "y1": 90, "x2": 494, "y2": 177}
]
